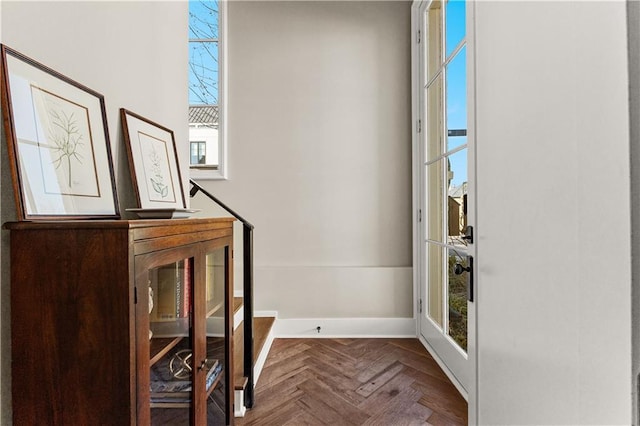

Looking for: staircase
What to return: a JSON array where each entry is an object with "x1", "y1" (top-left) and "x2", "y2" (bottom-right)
[
  {"x1": 233, "y1": 297, "x2": 276, "y2": 417},
  {"x1": 189, "y1": 179, "x2": 276, "y2": 419}
]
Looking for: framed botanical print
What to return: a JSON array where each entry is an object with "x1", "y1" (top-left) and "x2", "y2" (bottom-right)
[
  {"x1": 0, "y1": 44, "x2": 120, "y2": 220},
  {"x1": 120, "y1": 108, "x2": 187, "y2": 212}
]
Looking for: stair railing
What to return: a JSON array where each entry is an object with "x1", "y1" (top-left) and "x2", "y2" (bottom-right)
[{"x1": 189, "y1": 179, "x2": 255, "y2": 409}]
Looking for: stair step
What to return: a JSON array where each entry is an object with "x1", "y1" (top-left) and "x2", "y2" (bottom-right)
[
  {"x1": 233, "y1": 297, "x2": 243, "y2": 315},
  {"x1": 254, "y1": 317, "x2": 276, "y2": 359},
  {"x1": 233, "y1": 297, "x2": 244, "y2": 331},
  {"x1": 233, "y1": 316, "x2": 276, "y2": 391}
]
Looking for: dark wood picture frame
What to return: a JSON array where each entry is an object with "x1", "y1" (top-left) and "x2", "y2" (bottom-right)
[
  {"x1": 0, "y1": 44, "x2": 120, "y2": 220},
  {"x1": 120, "y1": 108, "x2": 187, "y2": 211}
]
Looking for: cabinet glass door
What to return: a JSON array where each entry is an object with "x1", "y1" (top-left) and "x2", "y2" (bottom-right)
[
  {"x1": 147, "y1": 258, "x2": 195, "y2": 424},
  {"x1": 203, "y1": 246, "x2": 230, "y2": 425}
]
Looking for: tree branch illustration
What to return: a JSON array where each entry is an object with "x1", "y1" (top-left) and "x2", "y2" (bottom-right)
[{"x1": 48, "y1": 108, "x2": 84, "y2": 188}]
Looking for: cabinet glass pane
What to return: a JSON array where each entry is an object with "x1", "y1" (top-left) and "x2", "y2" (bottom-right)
[
  {"x1": 148, "y1": 259, "x2": 194, "y2": 425},
  {"x1": 205, "y1": 247, "x2": 227, "y2": 424}
]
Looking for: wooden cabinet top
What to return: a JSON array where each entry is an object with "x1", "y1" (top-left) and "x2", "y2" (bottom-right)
[
  {"x1": 4, "y1": 218, "x2": 235, "y2": 254},
  {"x1": 4, "y1": 217, "x2": 235, "y2": 231}
]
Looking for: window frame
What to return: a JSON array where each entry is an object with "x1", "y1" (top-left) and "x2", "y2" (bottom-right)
[
  {"x1": 189, "y1": 0, "x2": 228, "y2": 180},
  {"x1": 190, "y1": 141, "x2": 207, "y2": 165}
]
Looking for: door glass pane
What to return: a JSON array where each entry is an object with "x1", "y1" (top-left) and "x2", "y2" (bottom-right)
[
  {"x1": 446, "y1": 148, "x2": 467, "y2": 246},
  {"x1": 427, "y1": 160, "x2": 444, "y2": 243},
  {"x1": 426, "y1": 74, "x2": 443, "y2": 162},
  {"x1": 448, "y1": 250, "x2": 468, "y2": 351},
  {"x1": 427, "y1": 243, "x2": 444, "y2": 327},
  {"x1": 427, "y1": 1, "x2": 442, "y2": 81},
  {"x1": 445, "y1": 0, "x2": 465, "y2": 58},
  {"x1": 149, "y1": 259, "x2": 193, "y2": 424},
  {"x1": 205, "y1": 247, "x2": 227, "y2": 424},
  {"x1": 446, "y1": 47, "x2": 467, "y2": 152}
]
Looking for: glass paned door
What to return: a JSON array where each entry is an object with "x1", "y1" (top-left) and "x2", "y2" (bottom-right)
[
  {"x1": 147, "y1": 258, "x2": 195, "y2": 424},
  {"x1": 418, "y1": 0, "x2": 473, "y2": 392},
  {"x1": 203, "y1": 247, "x2": 230, "y2": 425}
]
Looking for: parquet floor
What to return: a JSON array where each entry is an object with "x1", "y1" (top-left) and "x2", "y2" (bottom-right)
[{"x1": 237, "y1": 338, "x2": 467, "y2": 426}]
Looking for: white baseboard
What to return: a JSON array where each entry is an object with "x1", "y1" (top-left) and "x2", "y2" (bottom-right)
[
  {"x1": 273, "y1": 317, "x2": 416, "y2": 338},
  {"x1": 417, "y1": 335, "x2": 468, "y2": 401},
  {"x1": 254, "y1": 310, "x2": 278, "y2": 318}
]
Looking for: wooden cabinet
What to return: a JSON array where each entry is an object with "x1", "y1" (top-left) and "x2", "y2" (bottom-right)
[{"x1": 6, "y1": 218, "x2": 235, "y2": 425}]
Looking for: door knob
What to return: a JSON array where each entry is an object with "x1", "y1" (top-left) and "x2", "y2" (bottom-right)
[
  {"x1": 454, "y1": 263, "x2": 470, "y2": 275},
  {"x1": 453, "y1": 256, "x2": 474, "y2": 302}
]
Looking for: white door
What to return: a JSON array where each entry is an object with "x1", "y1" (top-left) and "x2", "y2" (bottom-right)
[{"x1": 413, "y1": 0, "x2": 475, "y2": 399}]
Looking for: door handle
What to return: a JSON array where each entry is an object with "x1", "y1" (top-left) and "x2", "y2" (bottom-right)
[
  {"x1": 198, "y1": 359, "x2": 208, "y2": 371},
  {"x1": 453, "y1": 263, "x2": 470, "y2": 275},
  {"x1": 454, "y1": 256, "x2": 474, "y2": 302}
]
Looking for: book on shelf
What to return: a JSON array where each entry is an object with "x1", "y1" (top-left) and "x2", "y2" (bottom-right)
[
  {"x1": 181, "y1": 258, "x2": 191, "y2": 318},
  {"x1": 154, "y1": 264, "x2": 179, "y2": 321},
  {"x1": 151, "y1": 260, "x2": 192, "y2": 323},
  {"x1": 150, "y1": 358, "x2": 222, "y2": 404}
]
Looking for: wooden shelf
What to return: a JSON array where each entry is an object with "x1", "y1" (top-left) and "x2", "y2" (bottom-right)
[
  {"x1": 233, "y1": 297, "x2": 243, "y2": 314},
  {"x1": 206, "y1": 300, "x2": 224, "y2": 317},
  {"x1": 149, "y1": 337, "x2": 183, "y2": 367}
]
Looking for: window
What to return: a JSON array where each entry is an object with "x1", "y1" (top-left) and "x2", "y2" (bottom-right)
[
  {"x1": 188, "y1": 0, "x2": 227, "y2": 179},
  {"x1": 190, "y1": 141, "x2": 207, "y2": 165}
]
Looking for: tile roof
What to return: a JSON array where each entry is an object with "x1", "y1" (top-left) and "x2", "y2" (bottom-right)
[{"x1": 189, "y1": 105, "x2": 218, "y2": 125}]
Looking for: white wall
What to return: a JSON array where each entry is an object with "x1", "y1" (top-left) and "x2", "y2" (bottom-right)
[
  {"x1": 628, "y1": 1, "x2": 640, "y2": 424},
  {"x1": 0, "y1": 2, "x2": 187, "y2": 423},
  {"x1": 191, "y1": 1, "x2": 414, "y2": 328},
  {"x1": 475, "y1": 1, "x2": 632, "y2": 424}
]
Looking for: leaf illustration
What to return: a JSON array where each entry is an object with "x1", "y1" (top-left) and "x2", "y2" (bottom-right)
[
  {"x1": 151, "y1": 178, "x2": 163, "y2": 194},
  {"x1": 161, "y1": 185, "x2": 169, "y2": 198}
]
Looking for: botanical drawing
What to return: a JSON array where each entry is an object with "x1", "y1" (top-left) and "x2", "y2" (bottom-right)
[
  {"x1": 31, "y1": 86, "x2": 99, "y2": 197},
  {"x1": 148, "y1": 145, "x2": 169, "y2": 198},
  {"x1": 138, "y1": 131, "x2": 177, "y2": 203},
  {"x1": 47, "y1": 106, "x2": 83, "y2": 188}
]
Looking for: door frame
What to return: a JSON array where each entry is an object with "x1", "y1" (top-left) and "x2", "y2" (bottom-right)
[{"x1": 411, "y1": 0, "x2": 477, "y2": 423}]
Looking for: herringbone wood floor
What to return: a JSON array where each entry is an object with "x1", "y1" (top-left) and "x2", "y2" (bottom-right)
[{"x1": 237, "y1": 338, "x2": 467, "y2": 426}]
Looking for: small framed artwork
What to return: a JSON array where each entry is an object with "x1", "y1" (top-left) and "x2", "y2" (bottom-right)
[
  {"x1": 120, "y1": 109, "x2": 187, "y2": 212},
  {"x1": 0, "y1": 45, "x2": 120, "y2": 220}
]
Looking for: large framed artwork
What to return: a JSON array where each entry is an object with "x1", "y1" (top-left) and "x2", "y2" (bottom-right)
[
  {"x1": 120, "y1": 108, "x2": 188, "y2": 216},
  {"x1": 0, "y1": 45, "x2": 119, "y2": 220}
]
